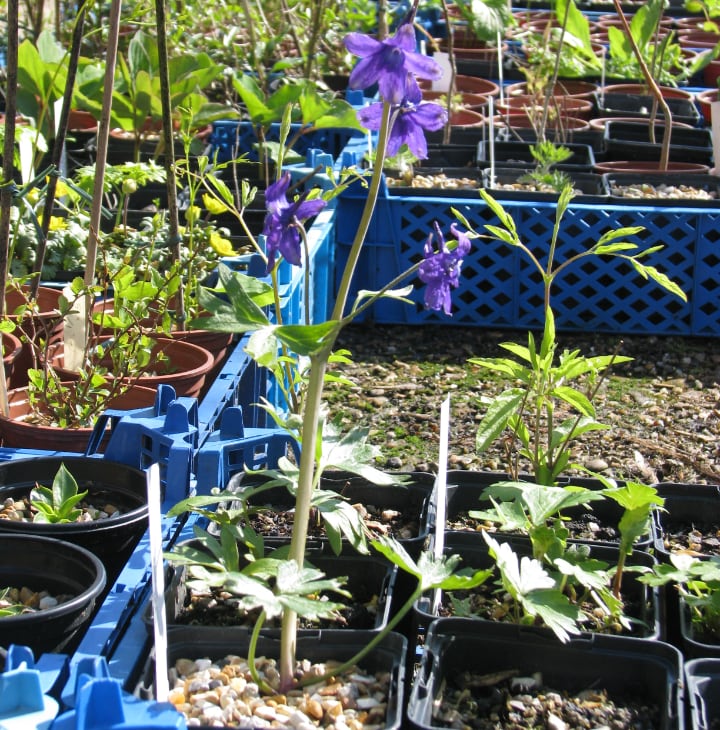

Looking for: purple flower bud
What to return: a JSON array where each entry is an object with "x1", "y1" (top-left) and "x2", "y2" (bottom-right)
[{"x1": 418, "y1": 223, "x2": 471, "y2": 315}]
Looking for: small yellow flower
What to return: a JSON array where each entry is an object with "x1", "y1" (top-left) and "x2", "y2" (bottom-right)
[
  {"x1": 209, "y1": 230, "x2": 234, "y2": 256},
  {"x1": 55, "y1": 179, "x2": 71, "y2": 198},
  {"x1": 184, "y1": 205, "x2": 202, "y2": 225},
  {"x1": 48, "y1": 215, "x2": 67, "y2": 231},
  {"x1": 202, "y1": 193, "x2": 230, "y2": 216},
  {"x1": 27, "y1": 188, "x2": 40, "y2": 205}
]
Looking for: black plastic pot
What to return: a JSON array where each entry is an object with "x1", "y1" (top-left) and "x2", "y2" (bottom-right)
[
  {"x1": 440, "y1": 470, "x2": 653, "y2": 550},
  {"x1": 605, "y1": 173, "x2": 720, "y2": 208},
  {"x1": 0, "y1": 456, "x2": 149, "y2": 585},
  {"x1": 0, "y1": 534, "x2": 106, "y2": 656},
  {"x1": 594, "y1": 92, "x2": 701, "y2": 127},
  {"x1": 407, "y1": 618, "x2": 683, "y2": 730},
  {"x1": 482, "y1": 167, "x2": 609, "y2": 203},
  {"x1": 226, "y1": 470, "x2": 435, "y2": 557},
  {"x1": 385, "y1": 167, "x2": 483, "y2": 197},
  {"x1": 147, "y1": 547, "x2": 397, "y2": 632},
  {"x1": 685, "y1": 658, "x2": 720, "y2": 730},
  {"x1": 679, "y1": 595, "x2": 720, "y2": 660},
  {"x1": 413, "y1": 534, "x2": 663, "y2": 641},
  {"x1": 477, "y1": 140, "x2": 596, "y2": 170},
  {"x1": 653, "y1": 483, "x2": 720, "y2": 563},
  {"x1": 604, "y1": 121, "x2": 713, "y2": 165},
  {"x1": 137, "y1": 627, "x2": 407, "y2": 729}
]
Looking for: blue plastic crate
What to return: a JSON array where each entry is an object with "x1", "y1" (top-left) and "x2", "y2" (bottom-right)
[
  {"x1": 209, "y1": 120, "x2": 360, "y2": 164},
  {"x1": 333, "y1": 139, "x2": 717, "y2": 335},
  {"x1": 196, "y1": 406, "x2": 299, "y2": 494}
]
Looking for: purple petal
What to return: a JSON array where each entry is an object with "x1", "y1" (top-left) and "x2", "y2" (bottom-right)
[
  {"x1": 451, "y1": 224, "x2": 471, "y2": 256},
  {"x1": 266, "y1": 173, "x2": 292, "y2": 208},
  {"x1": 377, "y1": 63, "x2": 411, "y2": 104},
  {"x1": 278, "y1": 228, "x2": 302, "y2": 266},
  {"x1": 293, "y1": 197, "x2": 326, "y2": 221},
  {"x1": 344, "y1": 32, "x2": 381, "y2": 57},
  {"x1": 388, "y1": 23, "x2": 417, "y2": 52},
  {"x1": 348, "y1": 56, "x2": 385, "y2": 91},
  {"x1": 357, "y1": 102, "x2": 384, "y2": 131},
  {"x1": 405, "y1": 52, "x2": 443, "y2": 81},
  {"x1": 389, "y1": 113, "x2": 427, "y2": 158},
  {"x1": 411, "y1": 102, "x2": 448, "y2": 132}
]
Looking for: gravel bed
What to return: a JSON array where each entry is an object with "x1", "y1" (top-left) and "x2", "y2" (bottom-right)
[{"x1": 327, "y1": 324, "x2": 720, "y2": 486}]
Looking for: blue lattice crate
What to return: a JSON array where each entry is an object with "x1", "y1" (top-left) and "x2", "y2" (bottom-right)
[
  {"x1": 196, "y1": 406, "x2": 299, "y2": 494},
  {"x1": 694, "y1": 211, "x2": 720, "y2": 336},
  {"x1": 514, "y1": 202, "x2": 697, "y2": 335},
  {"x1": 335, "y1": 135, "x2": 717, "y2": 334}
]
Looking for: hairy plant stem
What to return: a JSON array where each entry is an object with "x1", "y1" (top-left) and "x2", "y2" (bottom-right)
[{"x1": 280, "y1": 352, "x2": 331, "y2": 690}]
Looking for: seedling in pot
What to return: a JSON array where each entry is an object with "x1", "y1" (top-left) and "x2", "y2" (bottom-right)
[
  {"x1": 29, "y1": 462, "x2": 89, "y2": 524},
  {"x1": 640, "y1": 553, "x2": 720, "y2": 642}
]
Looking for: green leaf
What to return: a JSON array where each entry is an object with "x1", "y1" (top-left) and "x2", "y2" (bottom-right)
[
  {"x1": 629, "y1": 260, "x2": 687, "y2": 302},
  {"x1": 475, "y1": 389, "x2": 525, "y2": 453},
  {"x1": 593, "y1": 242, "x2": 639, "y2": 256},
  {"x1": 524, "y1": 588, "x2": 582, "y2": 643},
  {"x1": 551, "y1": 385, "x2": 595, "y2": 418},
  {"x1": 275, "y1": 321, "x2": 341, "y2": 356}
]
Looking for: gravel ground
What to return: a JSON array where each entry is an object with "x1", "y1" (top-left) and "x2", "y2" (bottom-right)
[{"x1": 326, "y1": 324, "x2": 720, "y2": 486}]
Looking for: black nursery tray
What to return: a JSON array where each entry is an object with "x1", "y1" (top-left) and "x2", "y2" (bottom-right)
[
  {"x1": 482, "y1": 166, "x2": 609, "y2": 203},
  {"x1": 384, "y1": 167, "x2": 483, "y2": 197},
  {"x1": 594, "y1": 92, "x2": 701, "y2": 127},
  {"x1": 605, "y1": 173, "x2": 720, "y2": 208}
]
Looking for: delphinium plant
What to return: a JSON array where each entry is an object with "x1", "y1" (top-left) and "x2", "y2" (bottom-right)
[{"x1": 181, "y1": 0, "x2": 489, "y2": 695}]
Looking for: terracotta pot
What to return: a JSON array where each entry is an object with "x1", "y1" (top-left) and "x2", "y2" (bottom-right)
[
  {"x1": 593, "y1": 160, "x2": 711, "y2": 174},
  {"x1": 422, "y1": 90, "x2": 489, "y2": 112},
  {"x1": 448, "y1": 109, "x2": 485, "y2": 128},
  {"x1": 4, "y1": 285, "x2": 65, "y2": 388},
  {"x1": 601, "y1": 83, "x2": 694, "y2": 101},
  {"x1": 491, "y1": 112, "x2": 590, "y2": 133},
  {"x1": 2, "y1": 330, "x2": 23, "y2": 387},
  {"x1": 49, "y1": 336, "x2": 214, "y2": 399},
  {"x1": 67, "y1": 109, "x2": 98, "y2": 132},
  {"x1": 678, "y1": 29, "x2": 720, "y2": 48},
  {"x1": 589, "y1": 116, "x2": 693, "y2": 132},
  {"x1": 505, "y1": 79, "x2": 598, "y2": 100},
  {"x1": 496, "y1": 94, "x2": 594, "y2": 121},
  {"x1": 92, "y1": 299, "x2": 234, "y2": 388},
  {"x1": 696, "y1": 87, "x2": 719, "y2": 125},
  {"x1": 453, "y1": 75, "x2": 500, "y2": 97},
  {"x1": 0, "y1": 384, "x2": 159, "y2": 452}
]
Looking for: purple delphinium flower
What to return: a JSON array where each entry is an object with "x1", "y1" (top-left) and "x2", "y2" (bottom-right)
[
  {"x1": 357, "y1": 98, "x2": 447, "y2": 159},
  {"x1": 344, "y1": 21, "x2": 442, "y2": 104},
  {"x1": 262, "y1": 172, "x2": 326, "y2": 271},
  {"x1": 418, "y1": 223, "x2": 471, "y2": 315}
]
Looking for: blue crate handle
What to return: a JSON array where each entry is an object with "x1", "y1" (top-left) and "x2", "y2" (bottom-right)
[
  {"x1": 0, "y1": 645, "x2": 64, "y2": 729},
  {"x1": 84, "y1": 385, "x2": 180, "y2": 457}
]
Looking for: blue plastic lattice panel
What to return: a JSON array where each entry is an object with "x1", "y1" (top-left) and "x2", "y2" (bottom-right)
[
  {"x1": 514, "y1": 203, "x2": 696, "y2": 335},
  {"x1": 694, "y1": 211, "x2": 720, "y2": 336},
  {"x1": 335, "y1": 193, "x2": 520, "y2": 326}
]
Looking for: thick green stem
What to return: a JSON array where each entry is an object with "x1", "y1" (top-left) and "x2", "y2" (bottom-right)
[
  {"x1": 279, "y1": 352, "x2": 331, "y2": 690},
  {"x1": 331, "y1": 102, "x2": 392, "y2": 321}
]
